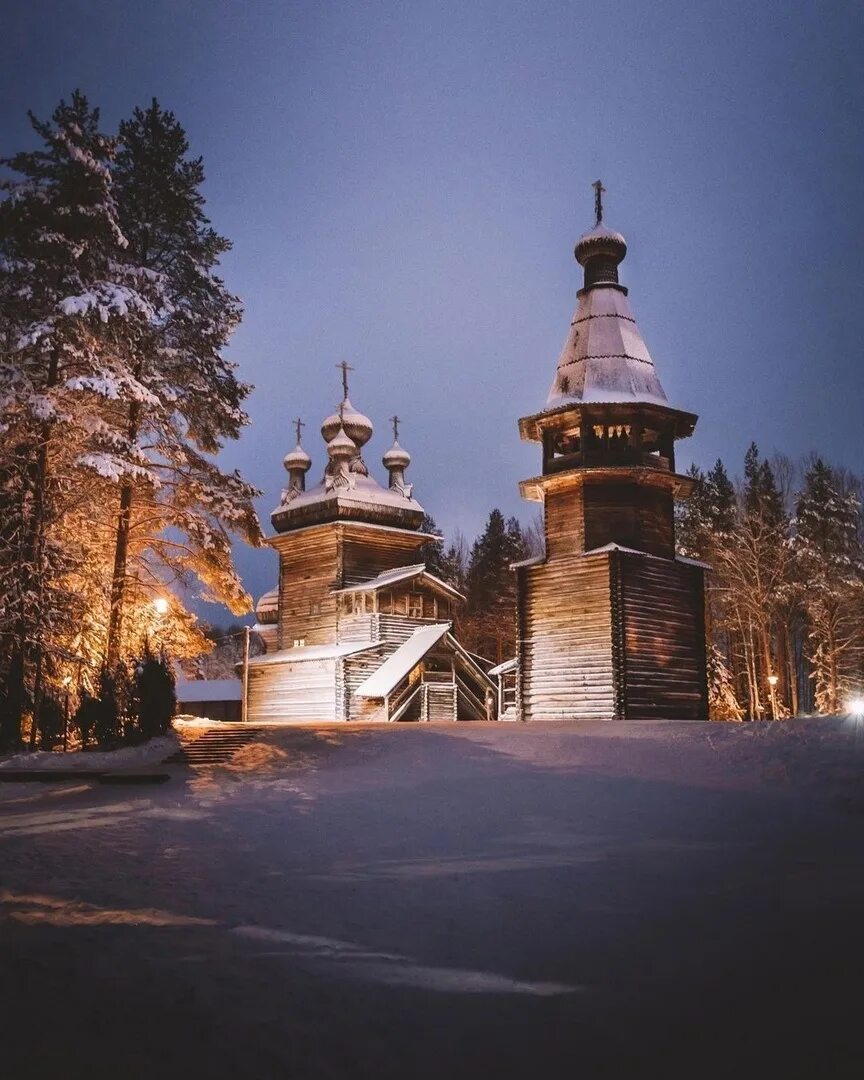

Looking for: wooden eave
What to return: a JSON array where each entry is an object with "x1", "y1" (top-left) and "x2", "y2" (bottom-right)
[
  {"x1": 519, "y1": 464, "x2": 698, "y2": 502},
  {"x1": 266, "y1": 519, "x2": 440, "y2": 552},
  {"x1": 518, "y1": 401, "x2": 698, "y2": 444}
]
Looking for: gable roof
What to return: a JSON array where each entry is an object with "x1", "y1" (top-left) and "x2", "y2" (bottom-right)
[
  {"x1": 335, "y1": 564, "x2": 465, "y2": 602},
  {"x1": 353, "y1": 623, "x2": 451, "y2": 698}
]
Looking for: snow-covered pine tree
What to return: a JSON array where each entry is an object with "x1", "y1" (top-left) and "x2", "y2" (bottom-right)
[
  {"x1": 463, "y1": 510, "x2": 527, "y2": 663},
  {"x1": 791, "y1": 458, "x2": 864, "y2": 713},
  {"x1": 0, "y1": 91, "x2": 153, "y2": 747},
  {"x1": 104, "y1": 100, "x2": 262, "y2": 665}
]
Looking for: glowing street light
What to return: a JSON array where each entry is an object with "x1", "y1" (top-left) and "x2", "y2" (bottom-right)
[
  {"x1": 846, "y1": 696, "x2": 864, "y2": 721},
  {"x1": 767, "y1": 673, "x2": 779, "y2": 720},
  {"x1": 153, "y1": 596, "x2": 170, "y2": 616}
]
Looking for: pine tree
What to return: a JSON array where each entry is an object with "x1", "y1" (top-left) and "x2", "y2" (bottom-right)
[
  {"x1": 0, "y1": 90, "x2": 149, "y2": 748},
  {"x1": 103, "y1": 100, "x2": 262, "y2": 665},
  {"x1": 791, "y1": 459, "x2": 864, "y2": 713},
  {"x1": 418, "y1": 513, "x2": 445, "y2": 577},
  {"x1": 463, "y1": 510, "x2": 527, "y2": 663}
]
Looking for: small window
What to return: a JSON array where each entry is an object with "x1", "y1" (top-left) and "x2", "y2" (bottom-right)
[
  {"x1": 293, "y1": 637, "x2": 306, "y2": 648},
  {"x1": 309, "y1": 601, "x2": 321, "y2": 615},
  {"x1": 379, "y1": 591, "x2": 393, "y2": 615},
  {"x1": 408, "y1": 595, "x2": 423, "y2": 619}
]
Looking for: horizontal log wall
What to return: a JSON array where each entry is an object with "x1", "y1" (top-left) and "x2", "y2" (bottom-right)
[
  {"x1": 340, "y1": 526, "x2": 425, "y2": 586},
  {"x1": 276, "y1": 528, "x2": 339, "y2": 647},
  {"x1": 247, "y1": 658, "x2": 336, "y2": 722},
  {"x1": 617, "y1": 552, "x2": 707, "y2": 720},
  {"x1": 520, "y1": 549, "x2": 615, "y2": 722},
  {"x1": 583, "y1": 482, "x2": 675, "y2": 558}
]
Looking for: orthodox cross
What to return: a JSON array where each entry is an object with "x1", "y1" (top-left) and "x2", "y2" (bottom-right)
[
  {"x1": 592, "y1": 179, "x2": 606, "y2": 225},
  {"x1": 293, "y1": 418, "x2": 305, "y2": 445},
  {"x1": 336, "y1": 360, "x2": 354, "y2": 399},
  {"x1": 389, "y1": 414, "x2": 400, "y2": 441}
]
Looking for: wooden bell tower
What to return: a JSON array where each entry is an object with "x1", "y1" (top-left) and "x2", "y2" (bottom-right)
[{"x1": 515, "y1": 186, "x2": 708, "y2": 721}]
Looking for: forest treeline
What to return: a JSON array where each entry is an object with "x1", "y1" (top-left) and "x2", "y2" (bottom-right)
[
  {"x1": 0, "y1": 92, "x2": 260, "y2": 750},
  {"x1": 422, "y1": 445, "x2": 864, "y2": 718},
  {"x1": 677, "y1": 446, "x2": 864, "y2": 719}
]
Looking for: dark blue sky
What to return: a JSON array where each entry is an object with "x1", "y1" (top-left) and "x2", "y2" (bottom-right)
[{"x1": 4, "y1": 1, "x2": 863, "y2": 618}]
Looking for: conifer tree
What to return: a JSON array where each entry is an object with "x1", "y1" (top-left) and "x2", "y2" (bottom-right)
[
  {"x1": 0, "y1": 91, "x2": 149, "y2": 747},
  {"x1": 791, "y1": 458, "x2": 864, "y2": 712},
  {"x1": 463, "y1": 509, "x2": 527, "y2": 662},
  {"x1": 103, "y1": 100, "x2": 262, "y2": 665}
]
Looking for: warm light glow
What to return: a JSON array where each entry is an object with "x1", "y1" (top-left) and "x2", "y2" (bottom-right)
[
  {"x1": 152, "y1": 596, "x2": 170, "y2": 615},
  {"x1": 846, "y1": 696, "x2": 864, "y2": 719},
  {"x1": 767, "y1": 675, "x2": 779, "y2": 687}
]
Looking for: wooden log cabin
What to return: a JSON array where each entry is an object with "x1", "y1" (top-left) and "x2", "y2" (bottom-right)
[
  {"x1": 247, "y1": 382, "x2": 493, "y2": 723},
  {"x1": 514, "y1": 186, "x2": 709, "y2": 721}
]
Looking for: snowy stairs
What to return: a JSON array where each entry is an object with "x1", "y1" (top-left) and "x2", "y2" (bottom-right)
[{"x1": 164, "y1": 724, "x2": 267, "y2": 766}]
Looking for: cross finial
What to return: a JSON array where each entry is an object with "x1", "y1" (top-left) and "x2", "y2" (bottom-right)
[
  {"x1": 389, "y1": 415, "x2": 400, "y2": 441},
  {"x1": 592, "y1": 179, "x2": 606, "y2": 226},
  {"x1": 336, "y1": 360, "x2": 354, "y2": 399},
  {"x1": 293, "y1": 417, "x2": 305, "y2": 445}
]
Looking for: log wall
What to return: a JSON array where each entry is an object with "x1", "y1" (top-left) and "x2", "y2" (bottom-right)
[
  {"x1": 615, "y1": 552, "x2": 708, "y2": 720},
  {"x1": 275, "y1": 527, "x2": 339, "y2": 648},
  {"x1": 247, "y1": 658, "x2": 336, "y2": 723},
  {"x1": 519, "y1": 550, "x2": 615, "y2": 721},
  {"x1": 583, "y1": 482, "x2": 675, "y2": 558}
]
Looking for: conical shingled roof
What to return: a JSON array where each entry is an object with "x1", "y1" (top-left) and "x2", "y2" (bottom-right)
[{"x1": 546, "y1": 284, "x2": 670, "y2": 410}]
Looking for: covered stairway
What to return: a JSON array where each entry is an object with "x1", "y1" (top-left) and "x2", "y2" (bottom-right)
[{"x1": 353, "y1": 624, "x2": 494, "y2": 722}]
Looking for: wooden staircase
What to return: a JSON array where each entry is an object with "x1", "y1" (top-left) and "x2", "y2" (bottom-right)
[{"x1": 164, "y1": 724, "x2": 267, "y2": 766}]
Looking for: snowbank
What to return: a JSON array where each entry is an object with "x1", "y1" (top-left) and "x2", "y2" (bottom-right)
[{"x1": 0, "y1": 733, "x2": 179, "y2": 771}]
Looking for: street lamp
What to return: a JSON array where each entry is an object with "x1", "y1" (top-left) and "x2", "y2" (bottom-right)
[
  {"x1": 767, "y1": 674, "x2": 779, "y2": 721},
  {"x1": 153, "y1": 596, "x2": 169, "y2": 615}
]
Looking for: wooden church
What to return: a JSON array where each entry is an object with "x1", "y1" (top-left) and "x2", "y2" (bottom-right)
[
  {"x1": 514, "y1": 185, "x2": 709, "y2": 721},
  {"x1": 247, "y1": 368, "x2": 494, "y2": 723}
]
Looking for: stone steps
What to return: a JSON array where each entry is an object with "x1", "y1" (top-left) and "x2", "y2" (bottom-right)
[{"x1": 164, "y1": 725, "x2": 267, "y2": 766}]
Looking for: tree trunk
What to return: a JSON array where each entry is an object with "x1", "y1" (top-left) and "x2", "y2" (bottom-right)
[{"x1": 104, "y1": 393, "x2": 142, "y2": 667}]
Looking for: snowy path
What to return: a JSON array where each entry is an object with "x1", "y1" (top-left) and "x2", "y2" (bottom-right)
[{"x1": 1, "y1": 721, "x2": 863, "y2": 1078}]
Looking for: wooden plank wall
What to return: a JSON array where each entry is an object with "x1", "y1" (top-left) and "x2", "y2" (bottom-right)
[
  {"x1": 247, "y1": 659, "x2": 336, "y2": 722},
  {"x1": 520, "y1": 549, "x2": 615, "y2": 722},
  {"x1": 583, "y1": 483, "x2": 675, "y2": 558},
  {"x1": 340, "y1": 527, "x2": 425, "y2": 586},
  {"x1": 617, "y1": 552, "x2": 707, "y2": 720},
  {"x1": 276, "y1": 528, "x2": 339, "y2": 647},
  {"x1": 341, "y1": 649, "x2": 386, "y2": 721}
]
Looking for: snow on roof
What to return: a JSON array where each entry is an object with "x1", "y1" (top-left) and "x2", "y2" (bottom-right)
[
  {"x1": 511, "y1": 555, "x2": 546, "y2": 570},
  {"x1": 255, "y1": 586, "x2": 279, "y2": 622},
  {"x1": 544, "y1": 275, "x2": 676, "y2": 412},
  {"x1": 335, "y1": 564, "x2": 464, "y2": 601},
  {"x1": 248, "y1": 641, "x2": 378, "y2": 668},
  {"x1": 354, "y1": 623, "x2": 450, "y2": 698},
  {"x1": 581, "y1": 543, "x2": 712, "y2": 569},
  {"x1": 176, "y1": 678, "x2": 242, "y2": 702},
  {"x1": 488, "y1": 657, "x2": 518, "y2": 676},
  {"x1": 271, "y1": 472, "x2": 425, "y2": 529}
]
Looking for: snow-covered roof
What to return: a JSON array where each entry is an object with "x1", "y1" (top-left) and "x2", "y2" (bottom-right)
[
  {"x1": 271, "y1": 472, "x2": 425, "y2": 533},
  {"x1": 511, "y1": 554, "x2": 546, "y2": 570},
  {"x1": 255, "y1": 586, "x2": 279, "y2": 623},
  {"x1": 248, "y1": 641, "x2": 378, "y2": 668},
  {"x1": 176, "y1": 678, "x2": 242, "y2": 702},
  {"x1": 488, "y1": 657, "x2": 518, "y2": 677},
  {"x1": 581, "y1": 543, "x2": 712, "y2": 569},
  {"x1": 335, "y1": 564, "x2": 464, "y2": 601},
  {"x1": 353, "y1": 623, "x2": 450, "y2": 698},
  {"x1": 545, "y1": 284, "x2": 672, "y2": 411}
]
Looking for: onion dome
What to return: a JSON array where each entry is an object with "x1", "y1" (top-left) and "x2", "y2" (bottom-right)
[
  {"x1": 575, "y1": 222, "x2": 627, "y2": 267},
  {"x1": 383, "y1": 441, "x2": 411, "y2": 470},
  {"x1": 283, "y1": 444, "x2": 311, "y2": 473},
  {"x1": 321, "y1": 397, "x2": 373, "y2": 449},
  {"x1": 326, "y1": 424, "x2": 356, "y2": 460}
]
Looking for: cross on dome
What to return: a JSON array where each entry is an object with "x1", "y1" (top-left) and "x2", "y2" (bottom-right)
[{"x1": 592, "y1": 179, "x2": 606, "y2": 225}]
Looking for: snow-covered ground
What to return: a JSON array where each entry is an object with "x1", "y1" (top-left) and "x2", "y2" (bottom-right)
[
  {"x1": 1, "y1": 720, "x2": 863, "y2": 1078},
  {"x1": 0, "y1": 732, "x2": 180, "y2": 771}
]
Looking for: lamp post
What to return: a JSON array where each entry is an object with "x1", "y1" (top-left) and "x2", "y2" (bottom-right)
[
  {"x1": 767, "y1": 674, "x2": 779, "y2": 721},
  {"x1": 153, "y1": 596, "x2": 169, "y2": 616}
]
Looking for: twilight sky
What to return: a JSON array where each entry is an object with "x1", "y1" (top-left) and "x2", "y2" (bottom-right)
[{"x1": 3, "y1": 1, "x2": 863, "y2": 621}]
